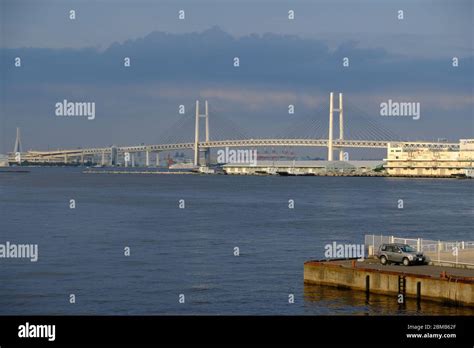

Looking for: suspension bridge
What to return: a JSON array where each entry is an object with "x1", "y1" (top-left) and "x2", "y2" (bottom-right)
[{"x1": 8, "y1": 93, "x2": 459, "y2": 166}]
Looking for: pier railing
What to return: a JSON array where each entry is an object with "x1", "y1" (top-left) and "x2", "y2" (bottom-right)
[{"x1": 365, "y1": 234, "x2": 474, "y2": 267}]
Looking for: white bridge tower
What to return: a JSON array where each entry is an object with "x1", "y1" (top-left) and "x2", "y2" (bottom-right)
[
  {"x1": 194, "y1": 100, "x2": 210, "y2": 166},
  {"x1": 328, "y1": 92, "x2": 344, "y2": 161}
]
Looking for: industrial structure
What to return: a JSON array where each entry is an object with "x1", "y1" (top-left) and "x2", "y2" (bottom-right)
[
  {"x1": 384, "y1": 139, "x2": 474, "y2": 177},
  {"x1": 0, "y1": 154, "x2": 8, "y2": 167},
  {"x1": 223, "y1": 160, "x2": 384, "y2": 176}
]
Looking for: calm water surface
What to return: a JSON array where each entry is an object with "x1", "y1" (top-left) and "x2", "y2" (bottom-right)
[{"x1": 0, "y1": 167, "x2": 472, "y2": 315}]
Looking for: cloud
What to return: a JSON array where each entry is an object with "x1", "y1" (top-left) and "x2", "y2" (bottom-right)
[{"x1": 2, "y1": 26, "x2": 472, "y2": 92}]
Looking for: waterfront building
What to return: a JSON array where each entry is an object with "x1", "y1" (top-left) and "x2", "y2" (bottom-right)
[
  {"x1": 223, "y1": 160, "x2": 384, "y2": 175},
  {"x1": 0, "y1": 154, "x2": 9, "y2": 167},
  {"x1": 384, "y1": 139, "x2": 474, "y2": 177}
]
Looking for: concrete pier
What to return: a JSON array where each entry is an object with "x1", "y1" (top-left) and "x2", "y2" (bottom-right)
[{"x1": 304, "y1": 259, "x2": 474, "y2": 306}]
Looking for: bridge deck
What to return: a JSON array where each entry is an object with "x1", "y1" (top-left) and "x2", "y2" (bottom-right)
[{"x1": 9, "y1": 138, "x2": 460, "y2": 159}]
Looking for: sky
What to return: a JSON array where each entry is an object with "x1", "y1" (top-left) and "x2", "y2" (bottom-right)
[{"x1": 0, "y1": 0, "x2": 473, "y2": 156}]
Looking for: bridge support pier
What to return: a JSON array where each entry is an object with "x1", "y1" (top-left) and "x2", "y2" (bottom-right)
[
  {"x1": 131, "y1": 153, "x2": 135, "y2": 167},
  {"x1": 101, "y1": 152, "x2": 106, "y2": 166},
  {"x1": 145, "y1": 150, "x2": 150, "y2": 167},
  {"x1": 156, "y1": 152, "x2": 160, "y2": 167},
  {"x1": 110, "y1": 146, "x2": 117, "y2": 166},
  {"x1": 201, "y1": 148, "x2": 211, "y2": 166}
]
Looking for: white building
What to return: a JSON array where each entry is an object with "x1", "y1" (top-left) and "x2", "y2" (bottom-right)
[
  {"x1": 384, "y1": 139, "x2": 474, "y2": 177},
  {"x1": 0, "y1": 154, "x2": 9, "y2": 167},
  {"x1": 223, "y1": 160, "x2": 384, "y2": 175}
]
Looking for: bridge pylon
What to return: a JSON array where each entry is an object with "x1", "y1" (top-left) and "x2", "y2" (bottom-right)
[
  {"x1": 328, "y1": 92, "x2": 344, "y2": 161},
  {"x1": 338, "y1": 93, "x2": 344, "y2": 161},
  {"x1": 194, "y1": 100, "x2": 210, "y2": 166}
]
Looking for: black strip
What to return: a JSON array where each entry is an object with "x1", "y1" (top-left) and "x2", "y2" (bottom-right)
[{"x1": 0, "y1": 315, "x2": 472, "y2": 346}]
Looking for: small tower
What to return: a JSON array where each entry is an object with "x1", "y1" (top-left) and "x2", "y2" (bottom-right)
[{"x1": 14, "y1": 127, "x2": 22, "y2": 153}]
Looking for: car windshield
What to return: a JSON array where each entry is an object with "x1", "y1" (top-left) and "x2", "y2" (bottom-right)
[{"x1": 400, "y1": 245, "x2": 416, "y2": 252}]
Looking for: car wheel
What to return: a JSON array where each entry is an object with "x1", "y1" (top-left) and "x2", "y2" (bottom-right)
[
  {"x1": 380, "y1": 256, "x2": 387, "y2": 265},
  {"x1": 402, "y1": 258, "x2": 410, "y2": 266}
]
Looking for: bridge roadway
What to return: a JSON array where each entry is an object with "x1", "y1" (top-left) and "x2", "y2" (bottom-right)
[{"x1": 14, "y1": 138, "x2": 460, "y2": 160}]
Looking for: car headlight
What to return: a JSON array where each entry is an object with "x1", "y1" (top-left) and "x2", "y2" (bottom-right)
[{"x1": 408, "y1": 255, "x2": 414, "y2": 260}]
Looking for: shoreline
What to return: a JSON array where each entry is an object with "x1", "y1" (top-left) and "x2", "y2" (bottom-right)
[{"x1": 1, "y1": 166, "x2": 472, "y2": 179}]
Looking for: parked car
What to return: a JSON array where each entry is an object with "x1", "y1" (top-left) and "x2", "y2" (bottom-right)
[{"x1": 376, "y1": 243, "x2": 426, "y2": 266}]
